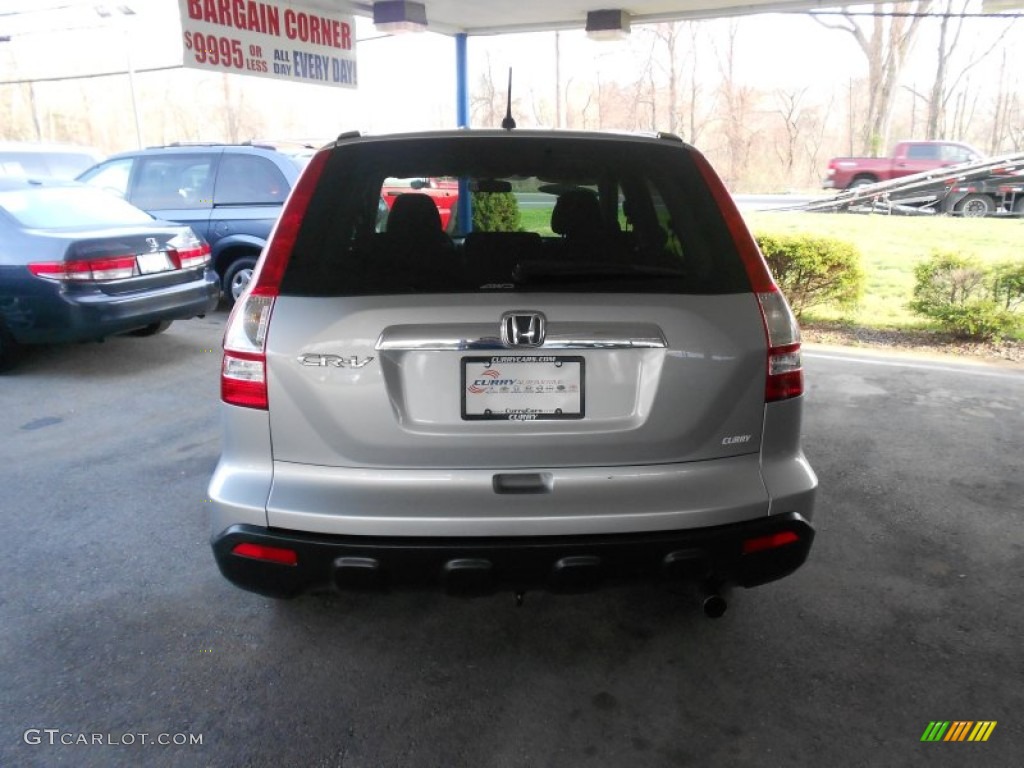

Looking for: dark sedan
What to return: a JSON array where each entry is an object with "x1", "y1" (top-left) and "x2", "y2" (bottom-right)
[{"x1": 0, "y1": 178, "x2": 219, "y2": 370}]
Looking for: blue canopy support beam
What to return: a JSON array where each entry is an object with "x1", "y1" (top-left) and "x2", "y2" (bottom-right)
[{"x1": 455, "y1": 32, "x2": 473, "y2": 234}]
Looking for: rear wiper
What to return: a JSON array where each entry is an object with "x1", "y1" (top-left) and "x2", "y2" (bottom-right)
[{"x1": 513, "y1": 261, "x2": 685, "y2": 285}]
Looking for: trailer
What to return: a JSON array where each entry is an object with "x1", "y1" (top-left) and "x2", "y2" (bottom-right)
[{"x1": 794, "y1": 151, "x2": 1024, "y2": 217}]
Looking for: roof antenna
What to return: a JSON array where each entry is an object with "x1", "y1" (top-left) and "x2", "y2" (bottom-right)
[{"x1": 501, "y1": 67, "x2": 516, "y2": 131}]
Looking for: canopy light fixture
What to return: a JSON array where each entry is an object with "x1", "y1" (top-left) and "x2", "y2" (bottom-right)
[
  {"x1": 586, "y1": 9, "x2": 631, "y2": 41},
  {"x1": 981, "y1": 0, "x2": 1023, "y2": 11},
  {"x1": 373, "y1": 1, "x2": 428, "y2": 33}
]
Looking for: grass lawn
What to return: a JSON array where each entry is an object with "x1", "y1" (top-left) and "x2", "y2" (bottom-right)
[
  {"x1": 743, "y1": 211, "x2": 1024, "y2": 329},
  {"x1": 519, "y1": 208, "x2": 555, "y2": 236}
]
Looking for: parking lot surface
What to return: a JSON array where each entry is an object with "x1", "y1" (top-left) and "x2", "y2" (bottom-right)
[{"x1": 1, "y1": 310, "x2": 1021, "y2": 767}]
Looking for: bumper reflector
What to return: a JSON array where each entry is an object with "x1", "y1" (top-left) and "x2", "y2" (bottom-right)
[
  {"x1": 742, "y1": 530, "x2": 799, "y2": 555},
  {"x1": 232, "y1": 542, "x2": 298, "y2": 566}
]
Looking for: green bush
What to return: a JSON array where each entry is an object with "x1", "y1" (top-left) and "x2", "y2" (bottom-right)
[
  {"x1": 909, "y1": 251, "x2": 1021, "y2": 340},
  {"x1": 472, "y1": 191, "x2": 521, "y2": 232},
  {"x1": 991, "y1": 261, "x2": 1024, "y2": 312},
  {"x1": 755, "y1": 233, "x2": 865, "y2": 318}
]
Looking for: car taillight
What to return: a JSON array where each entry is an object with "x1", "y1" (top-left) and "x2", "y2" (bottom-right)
[
  {"x1": 173, "y1": 242, "x2": 211, "y2": 269},
  {"x1": 758, "y1": 291, "x2": 804, "y2": 402},
  {"x1": 220, "y1": 148, "x2": 330, "y2": 410},
  {"x1": 222, "y1": 295, "x2": 274, "y2": 409},
  {"x1": 691, "y1": 148, "x2": 804, "y2": 402},
  {"x1": 28, "y1": 255, "x2": 137, "y2": 281},
  {"x1": 166, "y1": 231, "x2": 210, "y2": 269}
]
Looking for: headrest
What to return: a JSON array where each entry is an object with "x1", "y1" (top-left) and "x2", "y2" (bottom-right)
[
  {"x1": 387, "y1": 193, "x2": 442, "y2": 236},
  {"x1": 550, "y1": 189, "x2": 603, "y2": 237}
]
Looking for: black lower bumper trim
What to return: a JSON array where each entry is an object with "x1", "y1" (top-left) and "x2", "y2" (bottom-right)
[{"x1": 212, "y1": 513, "x2": 815, "y2": 599}]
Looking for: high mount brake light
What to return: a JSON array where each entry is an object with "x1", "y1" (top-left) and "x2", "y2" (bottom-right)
[
  {"x1": 220, "y1": 148, "x2": 331, "y2": 410},
  {"x1": 691, "y1": 148, "x2": 803, "y2": 402}
]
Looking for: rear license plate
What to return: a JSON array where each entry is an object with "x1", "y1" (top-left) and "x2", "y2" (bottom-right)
[
  {"x1": 461, "y1": 355, "x2": 584, "y2": 421},
  {"x1": 136, "y1": 251, "x2": 172, "y2": 274}
]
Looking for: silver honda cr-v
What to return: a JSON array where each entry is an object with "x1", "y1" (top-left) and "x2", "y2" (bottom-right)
[{"x1": 208, "y1": 130, "x2": 817, "y2": 615}]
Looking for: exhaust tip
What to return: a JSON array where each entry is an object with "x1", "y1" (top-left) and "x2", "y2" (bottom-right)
[{"x1": 702, "y1": 593, "x2": 728, "y2": 618}]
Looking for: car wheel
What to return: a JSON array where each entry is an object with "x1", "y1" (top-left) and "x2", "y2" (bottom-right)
[
  {"x1": 223, "y1": 257, "x2": 258, "y2": 304},
  {"x1": 126, "y1": 320, "x2": 173, "y2": 337},
  {"x1": 848, "y1": 177, "x2": 876, "y2": 189},
  {"x1": 954, "y1": 194, "x2": 994, "y2": 218}
]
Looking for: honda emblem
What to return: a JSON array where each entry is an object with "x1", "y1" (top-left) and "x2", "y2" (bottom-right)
[{"x1": 500, "y1": 311, "x2": 546, "y2": 348}]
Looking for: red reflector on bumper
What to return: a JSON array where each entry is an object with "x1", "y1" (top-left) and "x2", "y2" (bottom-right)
[
  {"x1": 742, "y1": 530, "x2": 799, "y2": 555},
  {"x1": 232, "y1": 542, "x2": 298, "y2": 566}
]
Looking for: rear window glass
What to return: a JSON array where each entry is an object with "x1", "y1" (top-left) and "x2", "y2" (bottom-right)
[
  {"x1": 215, "y1": 154, "x2": 289, "y2": 204},
  {"x1": 132, "y1": 154, "x2": 215, "y2": 210},
  {"x1": 0, "y1": 186, "x2": 153, "y2": 229},
  {"x1": 281, "y1": 136, "x2": 749, "y2": 296},
  {"x1": 906, "y1": 144, "x2": 940, "y2": 160}
]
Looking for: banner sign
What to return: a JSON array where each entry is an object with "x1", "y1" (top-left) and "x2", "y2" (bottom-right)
[{"x1": 178, "y1": 0, "x2": 357, "y2": 88}]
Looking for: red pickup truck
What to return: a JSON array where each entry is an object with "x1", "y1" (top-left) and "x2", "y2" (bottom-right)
[
  {"x1": 381, "y1": 177, "x2": 458, "y2": 230},
  {"x1": 823, "y1": 141, "x2": 983, "y2": 190}
]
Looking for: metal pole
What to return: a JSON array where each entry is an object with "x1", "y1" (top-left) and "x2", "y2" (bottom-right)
[
  {"x1": 455, "y1": 33, "x2": 472, "y2": 234},
  {"x1": 555, "y1": 31, "x2": 562, "y2": 128},
  {"x1": 455, "y1": 33, "x2": 469, "y2": 128},
  {"x1": 125, "y1": 26, "x2": 143, "y2": 149}
]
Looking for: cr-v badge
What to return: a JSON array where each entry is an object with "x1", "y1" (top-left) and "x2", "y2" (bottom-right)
[{"x1": 298, "y1": 354, "x2": 375, "y2": 368}]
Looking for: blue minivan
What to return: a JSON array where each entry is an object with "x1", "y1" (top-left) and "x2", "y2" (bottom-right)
[{"x1": 78, "y1": 143, "x2": 309, "y2": 303}]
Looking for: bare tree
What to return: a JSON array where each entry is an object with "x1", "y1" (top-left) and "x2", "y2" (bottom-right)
[
  {"x1": 528, "y1": 87, "x2": 551, "y2": 128},
  {"x1": 803, "y1": 93, "x2": 836, "y2": 187},
  {"x1": 814, "y1": 2, "x2": 933, "y2": 155},
  {"x1": 923, "y1": 0, "x2": 1015, "y2": 139},
  {"x1": 774, "y1": 87, "x2": 810, "y2": 178},
  {"x1": 714, "y1": 21, "x2": 756, "y2": 186},
  {"x1": 471, "y1": 54, "x2": 500, "y2": 127},
  {"x1": 650, "y1": 22, "x2": 684, "y2": 135},
  {"x1": 630, "y1": 38, "x2": 657, "y2": 131},
  {"x1": 685, "y1": 23, "x2": 707, "y2": 145}
]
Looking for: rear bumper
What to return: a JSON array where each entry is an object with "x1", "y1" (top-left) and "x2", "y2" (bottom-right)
[
  {"x1": 211, "y1": 512, "x2": 815, "y2": 598},
  {"x1": 4, "y1": 268, "x2": 219, "y2": 344}
]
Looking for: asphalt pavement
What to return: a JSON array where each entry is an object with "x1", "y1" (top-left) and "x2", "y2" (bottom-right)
[{"x1": 1, "y1": 310, "x2": 1021, "y2": 768}]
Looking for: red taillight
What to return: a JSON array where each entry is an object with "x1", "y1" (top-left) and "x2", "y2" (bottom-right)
[
  {"x1": 742, "y1": 530, "x2": 800, "y2": 555},
  {"x1": 759, "y1": 291, "x2": 804, "y2": 402},
  {"x1": 691, "y1": 148, "x2": 804, "y2": 402},
  {"x1": 232, "y1": 542, "x2": 298, "y2": 566},
  {"x1": 173, "y1": 242, "x2": 211, "y2": 269},
  {"x1": 28, "y1": 254, "x2": 137, "y2": 281},
  {"x1": 766, "y1": 343, "x2": 804, "y2": 402},
  {"x1": 221, "y1": 350, "x2": 269, "y2": 409}
]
